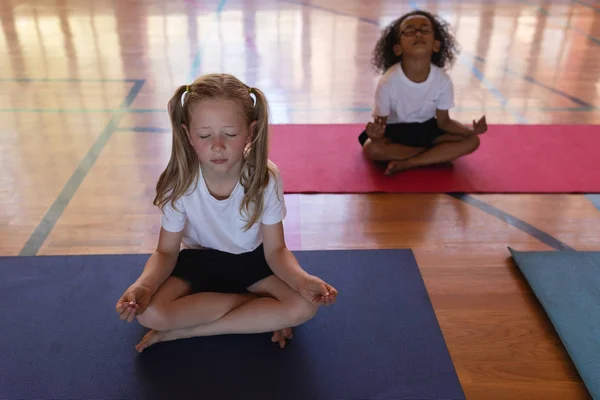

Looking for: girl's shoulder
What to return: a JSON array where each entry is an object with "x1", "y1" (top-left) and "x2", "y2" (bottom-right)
[
  {"x1": 265, "y1": 160, "x2": 284, "y2": 194},
  {"x1": 266, "y1": 159, "x2": 282, "y2": 181},
  {"x1": 378, "y1": 63, "x2": 403, "y2": 84},
  {"x1": 430, "y1": 64, "x2": 453, "y2": 81}
]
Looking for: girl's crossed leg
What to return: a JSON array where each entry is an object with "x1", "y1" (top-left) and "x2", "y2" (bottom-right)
[
  {"x1": 359, "y1": 119, "x2": 481, "y2": 175},
  {"x1": 384, "y1": 133, "x2": 480, "y2": 174},
  {"x1": 135, "y1": 274, "x2": 317, "y2": 352}
]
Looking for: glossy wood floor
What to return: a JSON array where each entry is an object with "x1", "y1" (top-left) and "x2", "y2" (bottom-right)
[{"x1": 1, "y1": 0, "x2": 599, "y2": 398}]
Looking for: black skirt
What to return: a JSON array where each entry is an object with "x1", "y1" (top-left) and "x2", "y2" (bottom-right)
[{"x1": 358, "y1": 117, "x2": 445, "y2": 148}]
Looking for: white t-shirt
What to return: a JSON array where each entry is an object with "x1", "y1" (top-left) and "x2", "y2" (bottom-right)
[
  {"x1": 373, "y1": 62, "x2": 454, "y2": 124},
  {"x1": 160, "y1": 165, "x2": 287, "y2": 255}
]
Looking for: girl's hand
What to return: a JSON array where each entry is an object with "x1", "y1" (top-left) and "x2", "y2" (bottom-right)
[
  {"x1": 366, "y1": 116, "x2": 386, "y2": 140},
  {"x1": 298, "y1": 275, "x2": 338, "y2": 306},
  {"x1": 115, "y1": 284, "x2": 153, "y2": 322},
  {"x1": 472, "y1": 115, "x2": 487, "y2": 134}
]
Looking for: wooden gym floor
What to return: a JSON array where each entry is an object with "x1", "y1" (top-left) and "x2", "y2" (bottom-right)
[{"x1": 1, "y1": 0, "x2": 599, "y2": 398}]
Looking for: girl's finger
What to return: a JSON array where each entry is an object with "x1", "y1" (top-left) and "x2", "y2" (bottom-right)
[
  {"x1": 126, "y1": 307, "x2": 136, "y2": 323},
  {"x1": 328, "y1": 292, "x2": 337, "y2": 304},
  {"x1": 119, "y1": 309, "x2": 131, "y2": 320}
]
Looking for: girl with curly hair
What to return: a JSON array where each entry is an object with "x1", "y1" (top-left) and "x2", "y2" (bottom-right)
[{"x1": 358, "y1": 10, "x2": 487, "y2": 175}]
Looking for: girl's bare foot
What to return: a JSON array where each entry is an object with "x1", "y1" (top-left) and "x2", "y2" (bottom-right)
[
  {"x1": 136, "y1": 327, "x2": 295, "y2": 352},
  {"x1": 384, "y1": 160, "x2": 410, "y2": 175},
  {"x1": 271, "y1": 327, "x2": 293, "y2": 348},
  {"x1": 385, "y1": 160, "x2": 454, "y2": 175},
  {"x1": 136, "y1": 329, "x2": 167, "y2": 353}
]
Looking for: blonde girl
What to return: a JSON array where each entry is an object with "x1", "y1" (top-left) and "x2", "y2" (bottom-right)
[{"x1": 116, "y1": 74, "x2": 337, "y2": 352}]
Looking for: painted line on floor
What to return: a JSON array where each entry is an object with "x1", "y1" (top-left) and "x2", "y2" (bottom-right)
[
  {"x1": 448, "y1": 193, "x2": 575, "y2": 251},
  {"x1": 19, "y1": 80, "x2": 146, "y2": 256},
  {"x1": 188, "y1": 0, "x2": 228, "y2": 82},
  {"x1": 586, "y1": 194, "x2": 600, "y2": 212}
]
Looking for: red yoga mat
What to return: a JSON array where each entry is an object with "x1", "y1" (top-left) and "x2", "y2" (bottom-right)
[{"x1": 268, "y1": 124, "x2": 600, "y2": 194}]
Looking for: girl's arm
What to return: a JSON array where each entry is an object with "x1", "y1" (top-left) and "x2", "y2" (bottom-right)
[
  {"x1": 435, "y1": 109, "x2": 473, "y2": 136},
  {"x1": 116, "y1": 227, "x2": 183, "y2": 320},
  {"x1": 258, "y1": 170, "x2": 337, "y2": 305},
  {"x1": 436, "y1": 109, "x2": 487, "y2": 136},
  {"x1": 135, "y1": 227, "x2": 183, "y2": 294},
  {"x1": 261, "y1": 220, "x2": 337, "y2": 306},
  {"x1": 261, "y1": 222, "x2": 309, "y2": 292}
]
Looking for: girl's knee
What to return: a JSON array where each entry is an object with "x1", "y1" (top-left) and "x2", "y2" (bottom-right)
[
  {"x1": 362, "y1": 140, "x2": 381, "y2": 161},
  {"x1": 467, "y1": 135, "x2": 480, "y2": 152},
  {"x1": 136, "y1": 304, "x2": 173, "y2": 331},
  {"x1": 286, "y1": 295, "x2": 318, "y2": 326}
]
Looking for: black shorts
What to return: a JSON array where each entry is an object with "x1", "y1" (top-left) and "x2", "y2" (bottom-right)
[
  {"x1": 358, "y1": 117, "x2": 445, "y2": 148},
  {"x1": 170, "y1": 245, "x2": 273, "y2": 294}
]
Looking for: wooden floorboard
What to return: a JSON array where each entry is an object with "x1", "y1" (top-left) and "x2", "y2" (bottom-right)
[{"x1": 1, "y1": 0, "x2": 598, "y2": 398}]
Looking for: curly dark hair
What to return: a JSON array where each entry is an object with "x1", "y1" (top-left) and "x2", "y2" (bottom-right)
[{"x1": 371, "y1": 10, "x2": 460, "y2": 74}]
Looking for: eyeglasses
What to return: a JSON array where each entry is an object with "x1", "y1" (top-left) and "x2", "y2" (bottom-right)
[{"x1": 400, "y1": 27, "x2": 433, "y2": 37}]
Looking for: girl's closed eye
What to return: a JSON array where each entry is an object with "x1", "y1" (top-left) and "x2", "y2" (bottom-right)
[{"x1": 197, "y1": 132, "x2": 237, "y2": 139}]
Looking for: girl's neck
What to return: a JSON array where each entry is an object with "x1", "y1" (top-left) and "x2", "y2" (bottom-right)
[
  {"x1": 401, "y1": 58, "x2": 431, "y2": 83},
  {"x1": 201, "y1": 163, "x2": 242, "y2": 200}
]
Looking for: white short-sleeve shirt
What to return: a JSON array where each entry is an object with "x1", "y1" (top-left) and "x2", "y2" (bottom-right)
[
  {"x1": 373, "y1": 62, "x2": 455, "y2": 124},
  {"x1": 160, "y1": 165, "x2": 287, "y2": 255}
]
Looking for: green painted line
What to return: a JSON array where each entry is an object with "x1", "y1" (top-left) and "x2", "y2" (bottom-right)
[
  {"x1": 0, "y1": 108, "x2": 123, "y2": 113},
  {"x1": 0, "y1": 77, "x2": 141, "y2": 83},
  {"x1": 18, "y1": 80, "x2": 146, "y2": 256},
  {"x1": 1, "y1": 106, "x2": 598, "y2": 114},
  {"x1": 115, "y1": 127, "x2": 170, "y2": 133},
  {"x1": 0, "y1": 108, "x2": 165, "y2": 113}
]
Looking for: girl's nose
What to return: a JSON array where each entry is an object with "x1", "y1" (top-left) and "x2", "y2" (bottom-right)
[{"x1": 211, "y1": 136, "x2": 225, "y2": 150}]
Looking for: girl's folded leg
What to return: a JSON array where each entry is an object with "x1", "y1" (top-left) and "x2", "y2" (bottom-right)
[
  {"x1": 136, "y1": 276, "x2": 258, "y2": 331},
  {"x1": 362, "y1": 137, "x2": 425, "y2": 162},
  {"x1": 136, "y1": 275, "x2": 318, "y2": 352},
  {"x1": 385, "y1": 135, "x2": 480, "y2": 174}
]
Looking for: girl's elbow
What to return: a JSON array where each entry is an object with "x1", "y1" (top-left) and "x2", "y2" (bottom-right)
[{"x1": 436, "y1": 118, "x2": 447, "y2": 130}]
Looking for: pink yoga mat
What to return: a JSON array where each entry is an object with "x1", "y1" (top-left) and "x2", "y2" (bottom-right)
[{"x1": 267, "y1": 124, "x2": 600, "y2": 193}]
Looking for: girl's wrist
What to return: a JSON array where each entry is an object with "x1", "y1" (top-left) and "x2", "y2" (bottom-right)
[
  {"x1": 290, "y1": 271, "x2": 311, "y2": 292},
  {"x1": 134, "y1": 276, "x2": 161, "y2": 295}
]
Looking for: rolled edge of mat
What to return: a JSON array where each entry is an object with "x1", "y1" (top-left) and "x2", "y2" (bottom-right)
[{"x1": 508, "y1": 249, "x2": 599, "y2": 399}]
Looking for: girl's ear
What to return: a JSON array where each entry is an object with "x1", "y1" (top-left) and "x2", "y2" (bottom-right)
[
  {"x1": 393, "y1": 43, "x2": 402, "y2": 56},
  {"x1": 433, "y1": 40, "x2": 441, "y2": 53}
]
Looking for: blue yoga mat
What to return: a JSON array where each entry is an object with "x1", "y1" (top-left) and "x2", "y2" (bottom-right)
[
  {"x1": 0, "y1": 249, "x2": 464, "y2": 400},
  {"x1": 510, "y1": 247, "x2": 600, "y2": 399}
]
